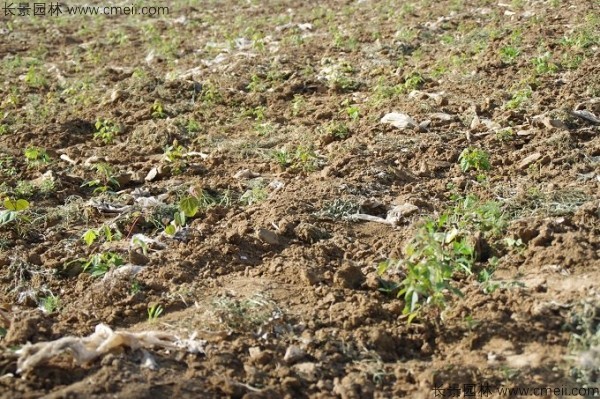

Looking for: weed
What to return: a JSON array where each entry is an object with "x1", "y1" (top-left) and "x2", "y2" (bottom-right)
[
  {"x1": 184, "y1": 118, "x2": 201, "y2": 135},
  {"x1": 506, "y1": 188, "x2": 588, "y2": 218},
  {"x1": 94, "y1": 119, "x2": 120, "y2": 144},
  {"x1": 499, "y1": 46, "x2": 520, "y2": 63},
  {"x1": 458, "y1": 147, "x2": 491, "y2": 173},
  {"x1": 403, "y1": 71, "x2": 425, "y2": 92},
  {"x1": 566, "y1": 301, "x2": 600, "y2": 386},
  {"x1": 81, "y1": 163, "x2": 120, "y2": 193},
  {"x1": 531, "y1": 52, "x2": 558, "y2": 75},
  {"x1": 211, "y1": 294, "x2": 283, "y2": 332},
  {"x1": 151, "y1": 100, "x2": 166, "y2": 119},
  {"x1": 244, "y1": 105, "x2": 266, "y2": 122},
  {"x1": 331, "y1": 74, "x2": 360, "y2": 93},
  {"x1": 504, "y1": 86, "x2": 532, "y2": 110},
  {"x1": 130, "y1": 280, "x2": 142, "y2": 295},
  {"x1": 39, "y1": 292, "x2": 61, "y2": 313},
  {"x1": 82, "y1": 225, "x2": 122, "y2": 246},
  {"x1": 291, "y1": 95, "x2": 306, "y2": 116},
  {"x1": 80, "y1": 252, "x2": 124, "y2": 278},
  {"x1": 163, "y1": 140, "x2": 187, "y2": 174},
  {"x1": 24, "y1": 66, "x2": 47, "y2": 88},
  {"x1": 240, "y1": 181, "x2": 268, "y2": 206},
  {"x1": 319, "y1": 198, "x2": 361, "y2": 220},
  {"x1": 379, "y1": 195, "x2": 505, "y2": 322},
  {"x1": 147, "y1": 303, "x2": 164, "y2": 322},
  {"x1": 24, "y1": 146, "x2": 51, "y2": 168},
  {"x1": 247, "y1": 74, "x2": 267, "y2": 92},
  {"x1": 200, "y1": 81, "x2": 222, "y2": 104},
  {"x1": 321, "y1": 122, "x2": 351, "y2": 141},
  {"x1": 495, "y1": 128, "x2": 516, "y2": 142},
  {"x1": 0, "y1": 198, "x2": 31, "y2": 235}
]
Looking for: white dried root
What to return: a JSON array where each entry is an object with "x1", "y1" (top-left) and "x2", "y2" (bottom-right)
[{"x1": 16, "y1": 323, "x2": 205, "y2": 374}]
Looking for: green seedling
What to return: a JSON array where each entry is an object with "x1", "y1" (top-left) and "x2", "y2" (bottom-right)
[
  {"x1": 151, "y1": 100, "x2": 166, "y2": 119},
  {"x1": 147, "y1": 303, "x2": 164, "y2": 322},
  {"x1": 291, "y1": 95, "x2": 306, "y2": 116},
  {"x1": 40, "y1": 292, "x2": 61, "y2": 313},
  {"x1": 239, "y1": 182, "x2": 268, "y2": 206},
  {"x1": 94, "y1": 119, "x2": 120, "y2": 144},
  {"x1": 322, "y1": 122, "x2": 351, "y2": 141},
  {"x1": 379, "y1": 195, "x2": 506, "y2": 322},
  {"x1": 499, "y1": 46, "x2": 520, "y2": 63},
  {"x1": 82, "y1": 225, "x2": 122, "y2": 246},
  {"x1": 80, "y1": 252, "x2": 124, "y2": 278},
  {"x1": 531, "y1": 52, "x2": 558, "y2": 74},
  {"x1": 504, "y1": 86, "x2": 532, "y2": 110},
  {"x1": 163, "y1": 140, "x2": 187, "y2": 174},
  {"x1": 81, "y1": 163, "x2": 120, "y2": 193},
  {"x1": 24, "y1": 146, "x2": 51, "y2": 167},
  {"x1": 24, "y1": 66, "x2": 47, "y2": 88},
  {"x1": 459, "y1": 147, "x2": 491, "y2": 173},
  {"x1": 0, "y1": 198, "x2": 30, "y2": 233}
]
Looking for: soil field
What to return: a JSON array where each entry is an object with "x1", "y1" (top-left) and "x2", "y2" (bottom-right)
[{"x1": 0, "y1": 0, "x2": 599, "y2": 398}]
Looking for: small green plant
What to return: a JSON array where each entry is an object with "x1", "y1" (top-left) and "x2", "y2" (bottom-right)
[
  {"x1": 322, "y1": 122, "x2": 351, "y2": 141},
  {"x1": 504, "y1": 86, "x2": 532, "y2": 110},
  {"x1": 81, "y1": 163, "x2": 120, "y2": 193},
  {"x1": 495, "y1": 128, "x2": 516, "y2": 142},
  {"x1": 345, "y1": 104, "x2": 360, "y2": 121},
  {"x1": 244, "y1": 105, "x2": 266, "y2": 121},
  {"x1": 403, "y1": 71, "x2": 425, "y2": 92},
  {"x1": 94, "y1": 119, "x2": 120, "y2": 144},
  {"x1": 80, "y1": 252, "x2": 124, "y2": 277},
  {"x1": 163, "y1": 140, "x2": 187, "y2": 174},
  {"x1": 531, "y1": 52, "x2": 558, "y2": 74},
  {"x1": 239, "y1": 181, "x2": 268, "y2": 206},
  {"x1": 458, "y1": 147, "x2": 491, "y2": 173},
  {"x1": 379, "y1": 218, "x2": 473, "y2": 323},
  {"x1": 200, "y1": 81, "x2": 222, "y2": 104},
  {"x1": 24, "y1": 66, "x2": 47, "y2": 88},
  {"x1": 82, "y1": 225, "x2": 122, "y2": 246},
  {"x1": 0, "y1": 197, "x2": 30, "y2": 234},
  {"x1": 39, "y1": 292, "x2": 61, "y2": 313},
  {"x1": 378, "y1": 195, "x2": 506, "y2": 322},
  {"x1": 247, "y1": 74, "x2": 266, "y2": 92},
  {"x1": 319, "y1": 198, "x2": 361, "y2": 220},
  {"x1": 272, "y1": 149, "x2": 293, "y2": 169},
  {"x1": 24, "y1": 146, "x2": 51, "y2": 167},
  {"x1": 291, "y1": 95, "x2": 306, "y2": 116},
  {"x1": 130, "y1": 280, "x2": 142, "y2": 295},
  {"x1": 147, "y1": 303, "x2": 164, "y2": 322},
  {"x1": 151, "y1": 100, "x2": 166, "y2": 119},
  {"x1": 499, "y1": 46, "x2": 520, "y2": 63},
  {"x1": 185, "y1": 118, "x2": 201, "y2": 135}
]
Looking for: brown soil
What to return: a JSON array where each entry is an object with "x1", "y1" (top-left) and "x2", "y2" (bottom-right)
[{"x1": 0, "y1": 0, "x2": 599, "y2": 398}]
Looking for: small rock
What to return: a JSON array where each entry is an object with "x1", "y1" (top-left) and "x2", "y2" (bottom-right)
[
  {"x1": 518, "y1": 152, "x2": 542, "y2": 170},
  {"x1": 249, "y1": 347, "x2": 273, "y2": 366},
  {"x1": 300, "y1": 268, "x2": 320, "y2": 286},
  {"x1": 284, "y1": 345, "x2": 306, "y2": 364},
  {"x1": 334, "y1": 264, "x2": 365, "y2": 289},
  {"x1": 257, "y1": 228, "x2": 281, "y2": 246},
  {"x1": 129, "y1": 250, "x2": 149, "y2": 266},
  {"x1": 233, "y1": 169, "x2": 259, "y2": 179},
  {"x1": 115, "y1": 173, "x2": 131, "y2": 187},
  {"x1": 294, "y1": 222, "x2": 329, "y2": 243},
  {"x1": 84, "y1": 155, "x2": 105, "y2": 167},
  {"x1": 293, "y1": 362, "x2": 318, "y2": 382},
  {"x1": 470, "y1": 114, "x2": 481, "y2": 129},
  {"x1": 386, "y1": 203, "x2": 419, "y2": 225},
  {"x1": 145, "y1": 167, "x2": 159, "y2": 182},
  {"x1": 570, "y1": 109, "x2": 600, "y2": 124},
  {"x1": 380, "y1": 112, "x2": 417, "y2": 129}
]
